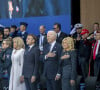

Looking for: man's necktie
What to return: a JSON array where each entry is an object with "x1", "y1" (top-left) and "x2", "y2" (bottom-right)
[
  {"x1": 40, "y1": 34, "x2": 43, "y2": 46},
  {"x1": 93, "y1": 41, "x2": 98, "y2": 60}
]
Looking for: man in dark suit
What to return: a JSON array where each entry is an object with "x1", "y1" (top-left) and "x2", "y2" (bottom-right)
[
  {"x1": 3, "y1": 27, "x2": 10, "y2": 39},
  {"x1": 10, "y1": 25, "x2": 18, "y2": 38},
  {"x1": 91, "y1": 32, "x2": 100, "y2": 77},
  {"x1": 18, "y1": 22, "x2": 28, "y2": 45},
  {"x1": 53, "y1": 23, "x2": 67, "y2": 44},
  {"x1": 43, "y1": 31, "x2": 62, "y2": 90},
  {"x1": 37, "y1": 25, "x2": 47, "y2": 51},
  {"x1": 88, "y1": 32, "x2": 100, "y2": 89},
  {"x1": 36, "y1": 25, "x2": 47, "y2": 90},
  {"x1": 77, "y1": 29, "x2": 92, "y2": 79},
  {"x1": 20, "y1": 34, "x2": 39, "y2": 90}
]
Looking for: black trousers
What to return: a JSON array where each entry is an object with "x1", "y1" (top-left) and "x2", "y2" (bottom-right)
[
  {"x1": 0, "y1": 79, "x2": 3, "y2": 90},
  {"x1": 46, "y1": 78, "x2": 61, "y2": 90},
  {"x1": 24, "y1": 78, "x2": 37, "y2": 90},
  {"x1": 0, "y1": 78, "x2": 9, "y2": 90},
  {"x1": 94, "y1": 60, "x2": 100, "y2": 81},
  {"x1": 78, "y1": 57, "x2": 89, "y2": 79},
  {"x1": 62, "y1": 78, "x2": 76, "y2": 90}
]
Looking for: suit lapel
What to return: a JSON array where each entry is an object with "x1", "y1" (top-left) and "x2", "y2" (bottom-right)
[
  {"x1": 51, "y1": 43, "x2": 57, "y2": 52},
  {"x1": 29, "y1": 45, "x2": 35, "y2": 52}
]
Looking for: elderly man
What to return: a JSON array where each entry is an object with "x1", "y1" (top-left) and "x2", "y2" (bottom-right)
[{"x1": 43, "y1": 31, "x2": 62, "y2": 90}]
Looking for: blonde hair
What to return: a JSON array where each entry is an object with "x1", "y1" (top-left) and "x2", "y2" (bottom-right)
[
  {"x1": 62, "y1": 37, "x2": 75, "y2": 51},
  {"x1": 13, "y1": 37, "x2": 25, "y2": 49},
  {"x1": 3, "y1": 37, "x2": 12, "y2": 47}
]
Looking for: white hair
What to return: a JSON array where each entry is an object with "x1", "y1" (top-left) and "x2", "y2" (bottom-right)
[{"x1": 47, "y1": 30, "x2": 57, "y2": 38}]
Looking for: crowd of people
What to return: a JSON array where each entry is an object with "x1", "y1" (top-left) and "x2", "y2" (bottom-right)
[{"x1": 0, "y1": 22, "x2": 100, "y2": 90}]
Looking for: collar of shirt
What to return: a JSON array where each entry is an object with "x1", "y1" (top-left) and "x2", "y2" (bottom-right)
[
  {"x1": 39, "y1": 34, "x2": 44, "y2": 45},
  {"x1": 57, "y1": 31, "x2": 61, "y2": 37},
  {"x1": 49, "y1": 41, "x2": 56, "y2": 52},
  {"x1": 29, "y1": 44, "x2": 34, "y2": 50},
  {"x1": 21, "y1": 31, "x2": 26, "y2": 35},
  {"x1": 96, "y1": 40, "x2": 100, "y2": 55},
  {"x1": 40, "y1": 33, "x2": 46, "y2": 36}
]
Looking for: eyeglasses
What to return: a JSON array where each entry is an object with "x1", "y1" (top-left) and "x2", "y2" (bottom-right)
[{"x1": 53, "y1": 28, "x2": 57, "y2": 29}]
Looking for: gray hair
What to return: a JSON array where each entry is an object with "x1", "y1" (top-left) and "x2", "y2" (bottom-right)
[{"x1": 47, "y1": 30, "x2": 57, "y2": 38}]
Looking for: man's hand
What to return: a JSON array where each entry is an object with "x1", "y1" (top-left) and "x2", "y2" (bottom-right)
[
  {"x1": 20, "y1": 76, "x2": 24, "y2": 83},
  {"x1": 46, "y1": 52, "x2": 56, "y2": 58},
  {"x1": 55, "y1": 74, "x2": 60, "y2": 80},
  {"x1": 70, "y1": 80, "x2": 75, "y2": 86},
  {"x1": 31, "y1": 76, "x2": 36, "y2": 83},
  {"x1": 8, "y1": 1, "x2": 14, "y2": 15}
]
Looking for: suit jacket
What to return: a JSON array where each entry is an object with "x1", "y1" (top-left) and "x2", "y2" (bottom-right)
[
  {"x1": 56, "y1": 32, "x2": 67, "y2": 44},
  {"x1": 36, "y1": 33, "x2": 47, "y2": 47},
  {"x1": 3, "y1": 48, "x2": 12, "y2": 77},
  {"x1": 90, "y1": 40, "x2": 100, "y2": 61},
  {"x1": 59, "y1": 50, "x2": 77, "y2": 80},
  {"x1": 22, "y1": 45, "x2": 40, "y2": 78},
  {"x1": 43, "y1": 42, "x2": 62, "y2": 79},
  {"x1": 18, "y1": 31, "x2": 28, "y2": 44},
  {"x1": 77, "y1": 39, "x2": 92, "y2": 61},
  {"x1": 0, "y1": 47, "x2": 12, "y2": 78},
  {"x1": 94, "y1": 44, "x2": 100, "y2": 61},
  {"x1": 89, "y1": 40, "x2": 100, "y2": 76}
]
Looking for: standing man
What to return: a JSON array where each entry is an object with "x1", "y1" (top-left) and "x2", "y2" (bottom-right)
[
  {"x1": 53, "y1": 23, "x2": 67, "y2": 44},
  {"x1": 37, "y1": 25, "x2": 47, "y2": 90},
  {"x1": 10, "y1": 25, "x2": 18, "y2": 38},
  {"x1": 20, "y1": 34, "x2": 40, "y2": 90},
  {"x1": 43, "y1": 31, "x2": 62, "y2": 90},
  {"x1": 37, "y1": 25, "x2": 47, "y2": 51},
  {"x1": 77, "y1": 29, "x2": 92, "y2": 79},
  {"x1": 90, "y1": 32, "x2": 100, "y2": 77},
  {"x1": 18, "y1": 22, "x2": 28, "y2": 45},
  {"x1": 3, "y1": 27, "x2": 10, "y2": 39}
]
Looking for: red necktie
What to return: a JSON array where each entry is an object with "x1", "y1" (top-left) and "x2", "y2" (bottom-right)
[{"x1": 93, "y1": 41, "x2": 98, "y2": 60}]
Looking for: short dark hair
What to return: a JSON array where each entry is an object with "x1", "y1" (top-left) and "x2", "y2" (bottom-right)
[
  {"x1": 11, "y1": 25, "x2": 17, "y2": 29},
  {"x1": 28, "y1": 34, "x2": 37, "y2": 42},
  {"x1": 54, "y1": 23, "x2": 61, "y2": 30},
  {"x1": 40, "y1": 25, "x2": 46, "y2": 29},
  {"x1": 0, "y1": 30, "x2": 3, "y2": 35},
  {"x1": 93, "y1": 22, "x2": 99, "y2": 26},
  {"x1": 20, "y1": 22, "x2": 28, "y2": 28},
  {"x1": 4, "y1": 27, "x2": 10, "y2": 31}
]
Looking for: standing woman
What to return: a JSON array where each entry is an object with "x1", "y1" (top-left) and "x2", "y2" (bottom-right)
[
  {"x1": 60, "y1": 37, "x2": 77, "y2": 90},
  {"x1": 9, "y1": 37, "x2": 26, "y2": 90}
]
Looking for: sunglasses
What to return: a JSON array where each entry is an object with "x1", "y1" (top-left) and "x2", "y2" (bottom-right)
[{"x1": 53, "y1": 28, "x2": 57, "y2": 29}]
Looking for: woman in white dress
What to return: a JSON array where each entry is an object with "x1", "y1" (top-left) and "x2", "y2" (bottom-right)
[{"x1": 9, "y1": 37, "x2": 26, "y2": 90}]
